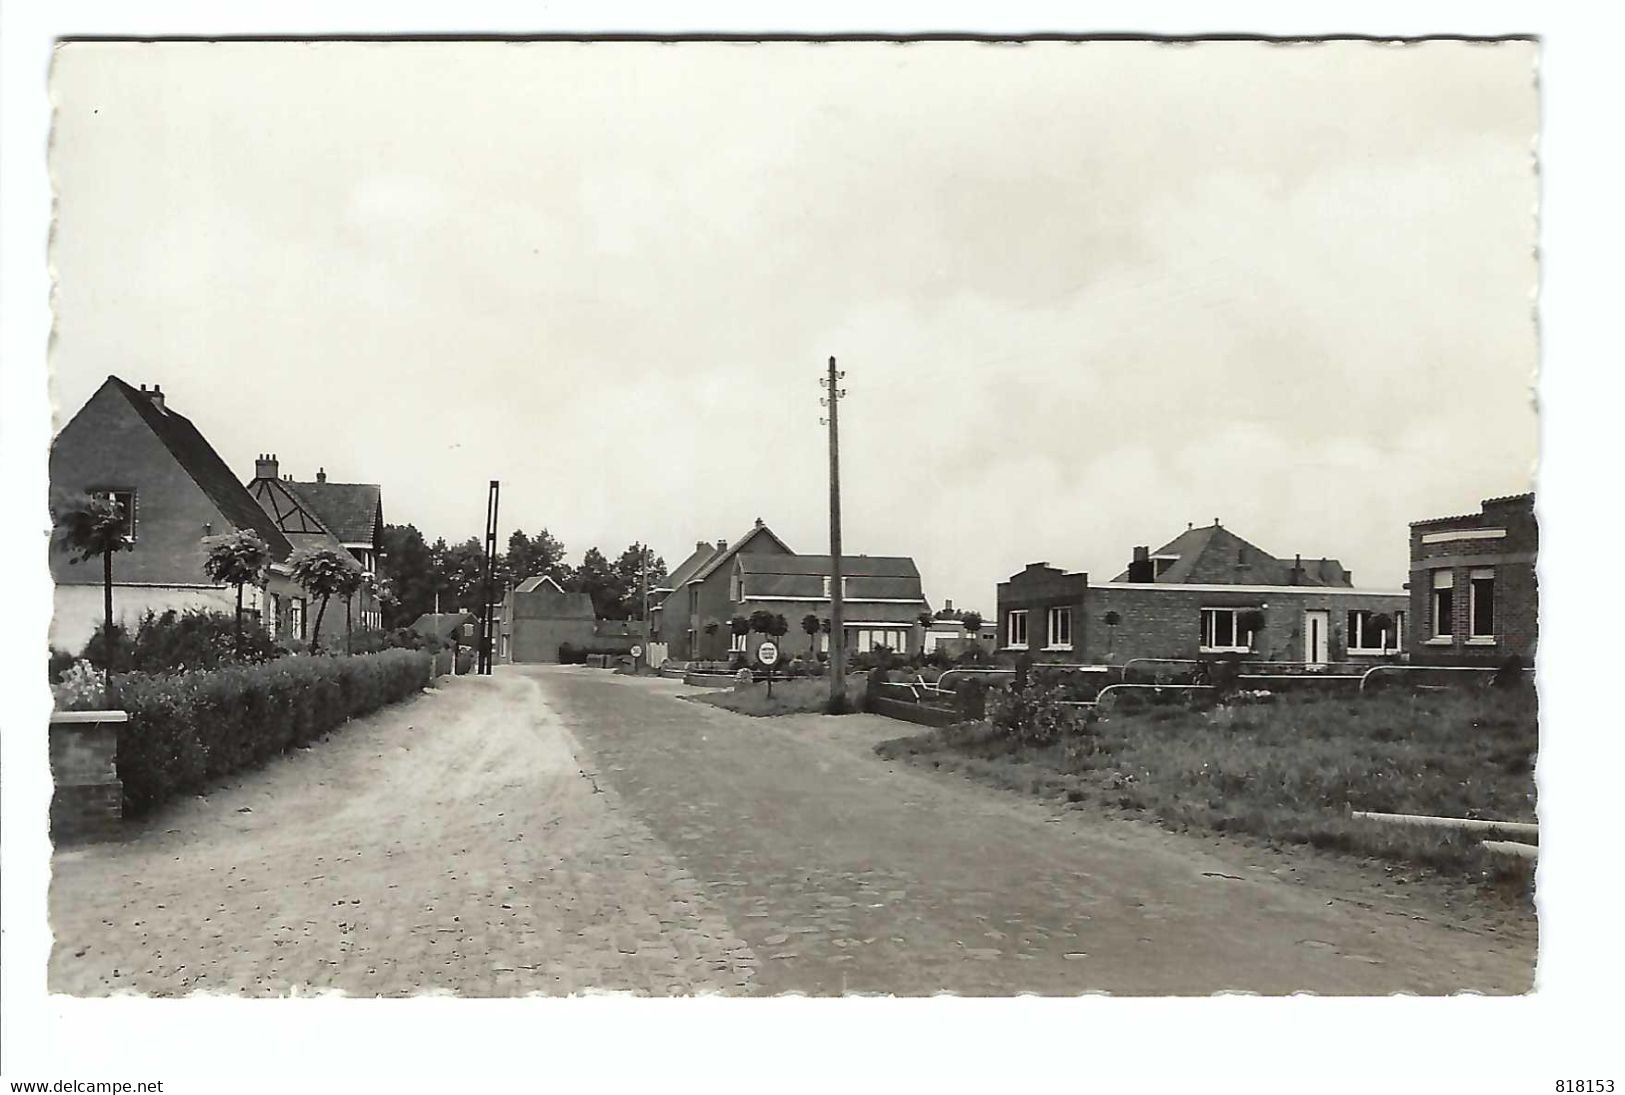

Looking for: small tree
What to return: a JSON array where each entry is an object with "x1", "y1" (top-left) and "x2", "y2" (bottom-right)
[
  {"x1": 1238, "y1": 610, "x2": 1267, "y2": 654},
  {"x1": 748, "y1": 609, "x2": 777, "y2": 636},
  {"x1": 54, "y1": 493, "x2": 133, "y2": 670},
  {"x1": 767, "y1": 613, "x2": 789, "y2": 640},
  {"x1": 959, "y1": 610, "x2": 984, "y2": 644},
  {"x1": 801, "y1": 613, "x2": 821, "y2": 652},
  {"x1": 290, "y1": 546, "x2": 364, "y2": 653},
  {"x1": 202, "y1": 529, "x2": 271, "y2": 659},
  {"x1": 1367, "y1": 612, "x2": 1395, "y2": 652}
]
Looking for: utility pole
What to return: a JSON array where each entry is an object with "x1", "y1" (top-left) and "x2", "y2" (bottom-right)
[
  {"x1": 820, "y1": 356, "x2": 847, "y2": 709},
  {"x1": 640, "y1": 545, "x2": 650, "y2": 673},
  {"x1": 478, "y1": 479, "x2": 500, "y2": 674}
]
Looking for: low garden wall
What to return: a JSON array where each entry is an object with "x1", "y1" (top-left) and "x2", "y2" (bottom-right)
[{"x1": 49, "y1": 711, "x2": 127, "y2": 840}]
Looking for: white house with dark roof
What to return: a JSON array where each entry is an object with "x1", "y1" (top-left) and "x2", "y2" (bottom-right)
[{"x1": 48, "y1": 376, "x2": 300, "y2": 651}]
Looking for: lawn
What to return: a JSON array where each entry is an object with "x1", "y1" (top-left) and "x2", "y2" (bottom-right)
[
  {"x1": 875, "y1": 686, "x2": 1538, "y2": 896},
  {"x1": 690, "y1": 674, "x2": 868, "y2": 717}
]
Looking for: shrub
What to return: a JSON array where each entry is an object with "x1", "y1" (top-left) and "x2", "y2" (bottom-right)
[
  {"x1": 988, "y1": 676, "x2": 1092, "y2": 747},
  {"x1": 109, "y1": 649, "x2": 432, "y2": 815},
  {"x1": 82, "y1": 609, "x2": 284, "y2": 675},
  {"x1": 48, "y1": 647, "x2": 78, "y2": 684},
  {"x1": 52, "y1": 660, "x2": 109, "y2": 710},
  {"x1": 348, "y1": 626, "x2": 447, "y2": 656}
]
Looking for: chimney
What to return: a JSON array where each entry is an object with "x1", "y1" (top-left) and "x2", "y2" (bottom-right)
[
  {"x1": 255, "y1": 453, "x2": 279, "y2": 480},
  {"x1": 754, "y1": 517, "x2": 764, "y2": 528},
  {"x1": 139, "y1": 383, "x2": 166, "y2": 411},
  {"x1": 1126, "y1": 546, "x2": 1154, "y2": 584},
  {"x1": 697, "y1": 541, "x2": 709, "y2": 554},
  {"x1": 1291, "y1": 553, "x2": 1303, "y2": 585},
  {"x1": 944, "y1": 598, "x2": 954, "y2": 612},
  {"x1": 716, "y1": 539, "x2": 728, "y2": 552},
  {"x1": 316, "y1": 467, "x2": 327, "y2": 484}
]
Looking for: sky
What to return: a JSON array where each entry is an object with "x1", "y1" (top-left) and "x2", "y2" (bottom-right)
[{"x1": 48, "y1": 39, "x2": 1539, "y2": 610}]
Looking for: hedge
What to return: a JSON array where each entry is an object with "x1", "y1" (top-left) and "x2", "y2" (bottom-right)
[{"x1": 110, "y1": 649, "x2": 432, "y2": 815}]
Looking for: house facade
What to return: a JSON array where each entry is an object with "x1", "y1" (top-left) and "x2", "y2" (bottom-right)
[
  {"x1": 652, "y1": 518, "x2": 931, "y2": 661},
  {"x1": 49, "y1": 377, "x2": 300, "y2": 652},
  {"x1": 246, "y1": 455, "x2": 385, "y2": 645},
  {"x1": 996, "y1": 521, "x2": 1408, "y2": 667},
  {"x1": 1407, "y1": 493, "x2": 1537, "y2": 666},
  {"x1": 496, "y1": 576, "x2": 645, "y2": 663}
]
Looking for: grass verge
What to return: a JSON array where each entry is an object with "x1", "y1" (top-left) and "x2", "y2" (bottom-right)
[
  {"x1": 691, "y1": 674, "x2": 867, "y2": 717},
  {"x1": 875, "y1": 687, "x2": 1537, "y2": 901}
]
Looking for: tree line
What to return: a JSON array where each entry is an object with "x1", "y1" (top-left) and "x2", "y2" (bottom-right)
[{"x1": 379, "y1": 524, "x2": 667, "y2": 629}]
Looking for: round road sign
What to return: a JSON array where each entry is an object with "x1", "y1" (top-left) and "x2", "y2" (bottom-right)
[
  {"x1": 757, "y1": 641, "x2": 780, "y2": 666},
  {"x1": 630, "y1": 645, "x2": 644, "y2": 658}
]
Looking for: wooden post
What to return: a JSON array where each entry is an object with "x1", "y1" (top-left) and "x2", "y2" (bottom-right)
[{"x1": 824, "y1": 356, "x2": 846, "y2": 710}]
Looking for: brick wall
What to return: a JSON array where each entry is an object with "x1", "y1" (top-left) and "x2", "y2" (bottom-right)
[
  {"x1": 49, "y1": 714, "x2": 124, "y2": 839},
  {"x1": 1408, "y1": 495, "x2": 1538, "y2": 666}
]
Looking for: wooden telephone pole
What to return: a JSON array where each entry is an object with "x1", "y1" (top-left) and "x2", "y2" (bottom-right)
[
  {"x1": 821, "y1": 356, "x2": 847, "y2": 709},
  {"x1": 477, "y1": 479, "x2": 500, "y2": 674}
]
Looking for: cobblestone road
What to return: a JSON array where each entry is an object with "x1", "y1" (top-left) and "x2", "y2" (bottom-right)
[
  {"x1": 535, "y1": 667, "x2": 1536, "y2": 996},
  {"x1": 50, "y1": 665, "x2": 1535, "y2": 997}
]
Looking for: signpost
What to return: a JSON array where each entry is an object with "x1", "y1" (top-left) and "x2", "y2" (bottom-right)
[
  {"x1": 757, "y1": 640, "x2": 779, "y2": 697},
  {"x1": 630, "y1": 644, "x2": 644, "y2": 671}
]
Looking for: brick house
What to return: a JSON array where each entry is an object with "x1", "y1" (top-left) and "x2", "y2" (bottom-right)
[
  {"x1": 496, "y1": 575, "x2": 645, "y2": 663},
  {"x1": 1407, "y1": 493, "x2": 1537, "y2": 666},
  {"x1": 246, "y1": 454, "x2": 385, "y2": 645},
  {"x1": 996, "y1": 521, "x2": 1408, "y2": 667},
  {"x1": 651, "y1": 518, "x2": 931, "y2": 661},
  {"x1": 49, "y1": 376, "x2": 299, "y2": 652}
]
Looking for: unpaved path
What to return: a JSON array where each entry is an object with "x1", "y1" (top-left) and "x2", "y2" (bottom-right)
[
  {"x1": 49, "y1": 672, "x2": 754, "y2": 996},
  {"x1": 535, "y1": 666, "x2": 1536, "y2": 996}
]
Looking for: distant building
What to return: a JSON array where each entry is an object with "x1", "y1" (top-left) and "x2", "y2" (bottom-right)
[
  {"x1": 246, "y1": 454, "x2": 386, "y2": 642},
  {"x1": 922, "y1": 600, "x2": 998, "y2": 655},
  {"x1": 49, "y1": 376, "x2": 300, "y2": 652},
  {"x1": 409, "y1": 611, "x2": 478, "y2": 647},
  {"x1": 996, "y1": 520, "x2": 1408, "y2": 667},
  {"x1": 497, "y1": 577, "x2": 643, "y2": 663},
  {"x1": 651, "y1": 518, "x2": 931, "y2": 661},
  {"x1": 1407, "y1": 493, "x2": 1537, "y2": 666}
]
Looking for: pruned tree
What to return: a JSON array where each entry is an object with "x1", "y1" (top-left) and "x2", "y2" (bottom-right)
[
  {"x1": 202, "y1": 529, "x2": 272, "y2": 659},
  {"x1": 801, "y1": 613, "x2": 821, "y2": 652},
  {"x1": 54, "y1": 492, "x2": 134, "y2": 669},
  {"x1": 289, "y1": 546, "x2": 363, "y2": 654},
  {"x1": 748, "y1": 609, "x2": 777, "y2": 636},
  {"x1": 959, "y1": 610, "x2": 984, "y2": 636},
  {"x1": 1102, "y1": 610, "x2": 1122, "y2": 656}
]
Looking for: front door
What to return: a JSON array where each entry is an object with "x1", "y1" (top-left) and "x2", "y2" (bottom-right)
[{"x1": 1303, "y1": 610, "x2": 1330, "y2": 668}]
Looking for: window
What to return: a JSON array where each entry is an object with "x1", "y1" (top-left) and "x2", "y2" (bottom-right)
[
  {"x1": 1469, "y1": 569, "x2": 1496, "y2": 639},
  {"x1": 854, "y1": 628, "x2": 907, "y2": 653},
  {"x1": 1347, "y1": 609, "x2": 1398, "y2": 653},
  {"x1": 290, "y1": 597, "x2": 307, "y2": 641},
  {"x1": 822, "y1": 575, "x2": 831, "y2": 597},
  {"x1": 1200, "y1": 607, "x2": 1254, "y2": 653},
  {"x1": 1431, "y1": 570, "x2": 1454, "y2": 639},
  {"x1": 1152, "y1": 556, "x2": 1176, "y2": 579},
  {"x1": 730, "y1": 631, "x2": 748, "y2": 652},
  {"x1": 267, "y1": 593, "x2": 281, "y2": 640},
  {"x1": 91, "y1": 488, "x2": 136, "y2": 542},
  {"x1": 1007, "y1": 609, "x2": 1028, "y2": 649},
  {"x1": 1046, "y1": 606, "x2": 1072, "y2": 649}
]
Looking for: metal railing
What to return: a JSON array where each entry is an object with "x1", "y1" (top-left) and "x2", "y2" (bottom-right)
[{"x1": 1357, "y1": 663, "x2": 1536, "y2": 693}]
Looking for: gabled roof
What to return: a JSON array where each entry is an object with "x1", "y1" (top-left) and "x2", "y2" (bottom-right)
[
  {"x1": 285, "y1": 479, "x2": 382, "y2": 545},
  {"x1": 103, "y1": 377, "x2": 294, "y2": 560},
  {"x1": 664, "y1": 542, "x2": 721, "y2": 590},
  {"x1": 737, "y1": 554, "x2": 928, "y2": 603},
  {"x1": 735, "y1": 554, "x2": 920, "y2": 579},
  {"x1": 1112, "y1": 522, "x2": 1351, "y2": 587},
  {"x1": 693, "y1": 520, "x2": 795, "y2": 581},
  {"x1": 515, "y1": 574, "x2": 566, "y2": 594},
  {"x1": 248, "y1": 475, "x2": 336, "y2": 538},
  {"x1": 409, "y1": 612, "x2": 476, "y2": 641}
]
